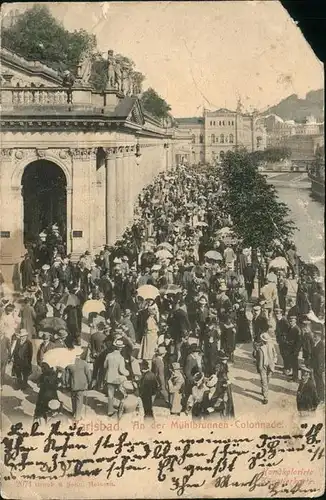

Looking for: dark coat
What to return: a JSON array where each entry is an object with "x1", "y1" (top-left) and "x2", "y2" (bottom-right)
[
  {"x1": 184, "y1": 354, "x2": 202, "y2": 384},
  {"x1": 34, "y1": 368, "x2": 60, "y2": 419},
  {"x1": 296, "y1": 377, "x2": 318, "y2": 412},
  {"x1": 90, "y1": 331, "x2": 107, "y2": 359},
  {"x1": 139, "y1": 370, "x2": 158, "y2": 398},
  {"x1": 64, "y1": 358, "x2": 92, "y2": 391},
  {"x1": 167, "y1": 308, "x2": 190, "y2": 342},
  {"x1": 20, "y1": 257, "x2": 34, "y2": 289},
  {"x1": 252, "y1": 314, "x2": 269, "y2": 342},
  {"x1": 12, "y1": 339, "x2": 33, "y2": 373},
  {"x1": 20, "y1": 304, "x2": 36, "y2": 338}
]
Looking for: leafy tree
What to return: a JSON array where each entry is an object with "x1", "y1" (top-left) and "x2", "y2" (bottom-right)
[
  {"x1": 2, "y1": 5, "x2": 96, "y2": 74},
  {"x1": 251, "y1": 147, "x2": 292, "y2": 165},
  {"x1": 220, "y1": 150, "x2": 296, "y2": 253},
  {"x1": 140, "y1": 87, "x2": 171, "y2": 119}
]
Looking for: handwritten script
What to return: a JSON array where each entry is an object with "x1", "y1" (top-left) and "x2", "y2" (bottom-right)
[{"x1": 2, "y1": 421, "x2": 324, "y2": 496}]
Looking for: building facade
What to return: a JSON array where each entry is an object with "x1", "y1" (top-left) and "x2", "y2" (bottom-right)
[
  {"x1": 176, "y1": 108, "x2": 267, "y2": 165},
  {"x1": 0, "y1": 48, "x2": 191, "y2": 283}
]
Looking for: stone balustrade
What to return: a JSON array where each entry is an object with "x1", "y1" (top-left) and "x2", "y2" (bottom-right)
[{"x1": 10, "y1": 87, "x2": 69, "y2": 105}]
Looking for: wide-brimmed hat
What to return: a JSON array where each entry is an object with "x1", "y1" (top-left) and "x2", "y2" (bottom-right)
[
  {"x1": 152, "y1": 264, "x2": 161, "y2": 271},
  {"x1": 172, "y1": 362, "x2": 181, "y2": 370},
  {"x1": 260, "y1": 332, "x2": 272, "y2": 342},
  {"x1": 219, "y1": 284, "x2": 227, "y2": 291},
  {"x1": 301, "y1": 366, "x2": 312, "y2": 374},
  {"x1": 58, "y1": 329, "x2": 68, "y2": 339},
  {"x1": 42, "y1": 264, "x2": 50, "y2": 270},
  {"x1": 113, "y1": 257, "x2": 122, "y2": 264},
  {"x1": 193, "y1": 372, "x2": 204, "y2": 384},
  {"x1": 18, "y1": 329, "x2": 28, "y2": 338},
  {"x1": 253, "y1": 305, "x2": 261, "y2": 311},
  {"x1": 189, "y1": 343, "x2": 201, "y2": 353},
  {"x1": 206, "y1": 374, "x2": 218, "y2": 388},
  {"x1": 113, "y1": 338, "x2": 124, "y2": 349}
]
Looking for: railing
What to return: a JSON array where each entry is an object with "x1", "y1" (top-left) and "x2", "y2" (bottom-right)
[{"x1": 11, "y1": 87, "x2": 69, "y2": 105}]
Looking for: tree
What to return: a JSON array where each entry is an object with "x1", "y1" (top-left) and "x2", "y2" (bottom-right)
[
  {"x1": 2, "y1": 5, "x2": 96, "y2": 74},
  {"x1": 220, "y1": 150, "x2": 296, "y2": 253},
  {"x1": 140, "y1": 87, "x2": 171, "y2": 120}
]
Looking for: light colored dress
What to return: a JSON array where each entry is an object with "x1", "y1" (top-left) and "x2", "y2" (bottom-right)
[{"x1": 138, "y1": 316, "x2": 158, "y2": 361}]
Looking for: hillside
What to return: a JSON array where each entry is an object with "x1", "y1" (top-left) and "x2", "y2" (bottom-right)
[{"x1": 264, "y1": 89, "x2": 324, "y2": 122}]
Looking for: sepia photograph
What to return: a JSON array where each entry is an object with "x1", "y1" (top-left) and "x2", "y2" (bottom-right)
[{"x1": 0, "y1": 1, "x2": 325, "y2": 498}]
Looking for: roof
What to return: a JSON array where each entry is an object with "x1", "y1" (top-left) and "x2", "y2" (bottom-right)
[
  {"x1": 1, "y1": 47, "x2": 62, "y2": 84},
  {"x1": 176, "y1": 117, "x2": 204, "y2": 125},
  {"x1": 113, "y1": 96, "x2": 137, "y2": 118}
]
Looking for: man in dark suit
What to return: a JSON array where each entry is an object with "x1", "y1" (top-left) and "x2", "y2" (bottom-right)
[
  {"x1": 287, "y1": 316, "x2": 302, "y2": 382},
  {"x1": 167, "y1": 299, "x2": 190, "y2": 359},
  {"x1": 12, "y1": 329, "x2": 33, "y2": 389},
  {"x1": 251, "y1": 305, "x2": 269, "y2": 343},
  {"x1": 89, "y1": 321, "x2": 108, "y2": 389},
  {"x1": 106, "y1": 295, "x2": 121, "y2": 330},
  {"x1": 311, "y1": 329, "x2": 325, "y2": 404},
  {"x1": 139, "y1": 360, "x2": 158, "y2": 418},
  {"x1": 36, "y1": 331, "x2": 55, "y2": 366},
  {"x1": 296, "y1": 366, "x2": 318, "y2": 414},
  {"x1": 64, "y1": 350, "x2": 92, "y2": 420},
  {"x1": 183, "y1": 344, "x2": 203, "y2": 411},
  {"x1": 243, "y1": 262, "x2": 256, "y2": 301},
  {"x1": 152, "y1": 345, "x2": 169, "y2": 405},
  {"x1": 275, "y1": 309, "x2": 290, "y2": 372}
]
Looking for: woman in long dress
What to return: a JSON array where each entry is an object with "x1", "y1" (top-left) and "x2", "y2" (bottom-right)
[
  {"x1": 138, "y1": 307, "x2": 159, "y2": 364},
  {"x1": 34, "y1": 362, "x2": 61, "y2": 423}
]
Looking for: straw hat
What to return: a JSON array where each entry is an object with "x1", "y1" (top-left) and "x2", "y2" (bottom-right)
[
  {"x1": 18, "y1": 329, "x2": 28, "y2": 338},
  {"x1": 260, "y1": 332, "x2": 272, "y2": 342},
  {"x1": 206, "y1": 374, "x2": 218, "y2": 388}
]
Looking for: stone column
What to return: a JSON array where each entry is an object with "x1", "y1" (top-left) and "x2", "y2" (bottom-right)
[
  {"x1": 105, "y1": 147, "x2": 117, "y2": 245},
  {"x1": 122, "y1": 147, "x2": 130, "y2": 230},
  {"x1": 128, "y1": 146, "x2": 136, "y2": 224},
  {"x1": 115, "y1": 146, "x2": 124, "y2": 239}
]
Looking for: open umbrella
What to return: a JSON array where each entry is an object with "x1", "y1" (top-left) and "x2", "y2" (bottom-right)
[
  {"x1": 137, "y1": 284, "x2": 160, "y2": 300},
  {"x1": 205, "y1": 250, "x2": 223, "y2": 261},
  {"x1": 82, "y1": 299, "x2": 105, "y2": 317},
  {"x1": 43, "y1": 346, "x2": 84, "y2": 369},
  {"x1": 160, "y1": 284, "x2": 182, "y2": 295},
  {"x1": 195, "y1": 221, "x2": 208, "y2": 228},
  {"x1": 157, "y1": 242, "x2": 174, "y2": 252},
  {"x1": 155, "y1": 249, "x2": 173, "y2": 260},
  {"x1": 39, "y1": 317, "x2": 67, "y2": 333},
  {"x1": 268, "y1": 256, "x2": 288, "y2": 270}
]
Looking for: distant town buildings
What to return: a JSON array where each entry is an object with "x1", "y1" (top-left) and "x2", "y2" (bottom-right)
[{"x1": 176, "y1": 107, "x2": 267, "y2": 165}]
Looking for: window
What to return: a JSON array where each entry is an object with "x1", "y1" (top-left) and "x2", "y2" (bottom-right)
[
  {"x1": 211, "y1": 134, "x2": 215, "y2": 144},
  {"x1": 229, "y1": 134, "x2": 234, "y2": 143},
  {"x1": 192, "y1": 134, "x2": 196, "y2": 144},
  {"x1": 220, "y1": 151, "x2": 225, "y2": 159},
  {"x1": 232, "y1": 120, "x2": 234, "y2": 126},
  {"x1": 223, "y1": 121, "x2": 225, "y2": 126},
  {"x1": 228, "y1": 121, "x2": 230, "y2": 125},
  {"x1": 214, "y1": 121, "x2": 216, "y2": 126},
  {"x1": 220, "y1": 134, "x2": 225, "y2": 143},
  {"x1": 199, "y1": 134, "x2": 204, "y2": 144},
  {"x1": 219, "y1": 121, "x2": 221, "y2": 126}
]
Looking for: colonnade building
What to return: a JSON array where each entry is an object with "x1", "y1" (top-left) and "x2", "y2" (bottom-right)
[{"x1": 0, "y1": 48, "x2": 191, "y2": 282}]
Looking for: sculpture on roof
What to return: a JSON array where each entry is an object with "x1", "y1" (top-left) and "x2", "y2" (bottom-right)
[
  {"x1": 107, "y1": 50, "x2": 116, "y2": 89},
  {"x1": 114, "y1": 58, "x2": 122, "y2": 92},
  {"x1": 122, "y1": 62, "x2": 132, "y2": 96},
  {"x1": 77, "y1": 50, "x2": 93, "y2": 85}
]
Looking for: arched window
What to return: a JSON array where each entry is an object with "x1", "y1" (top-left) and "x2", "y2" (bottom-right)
[
  {"x1": 223, "y1": 121, "x2": 225, "y2": 125},
  {"x1": 211, "y1": 134, "x2": 215, "y2": 144},
  {"x1": 220, "y1": 134, "x2": 225, "y2": 143},
  {"x1": 219, "y1": 121, "x2": 221, "y2": 126},
  {"x1": 192, "y1": 134, "x2": 196, "y2": 144},
  {"x1": 229, "y1": 134, "x2": 234, "y2": 143},
  {"x1": 231, "y1": 120, "x2": 234, "y2": 126},
  {"x1": 199, "y1": 134, "x2": 204, "y2": 144},
  {"x1": 213, "y1": 121, "x2": 216, "y2": 126}
]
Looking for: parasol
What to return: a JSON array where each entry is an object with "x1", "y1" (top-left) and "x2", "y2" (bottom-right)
[
  {"x1": 195, "y1": 221, "x2": 208, "y2": 228},
  {"x1": 155, "y1": 249, "x2": 173, "y2": 260},
  {"x1": 82, "y1": 299, "x2": 105, "y2": 317},
  {"x1": 137, "y1": 284, "x2": 160, "y2": 300},
  {"x1": 160, "y1": 284, "x2": 182, "y2": 295},
  {"x1": 205, "y1": 250, "x2": 223, "y2": 261},
  {"x1": 156, "y1": 242, "x2": 174, "y2": 252},
  {"x1": 39, "y1": 317, "x2": 67, "y2": 333},
  {"x1": 43, "y1": 346, "x2": 84, "y2": 369},
  {"x1": 268, "y1": 257, "x2": 288, "y2": 270}
]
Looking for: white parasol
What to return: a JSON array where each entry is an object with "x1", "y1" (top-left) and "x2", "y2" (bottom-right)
[
  {"x1": 43, "y1": 346, "x2": 84, "y2": 369},
  {"x1": 155, "y1": 249, "x2": 173, "y2": 260},
  {"x1": 137, "y1": 284, "x2": 160, "y2": 300},
  {"x1": 268, "y1": 256, "x2": 288, "y2": 270}
]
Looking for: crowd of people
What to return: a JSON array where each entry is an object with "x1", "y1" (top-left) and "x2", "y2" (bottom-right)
[{"x1": 0, "y1": 165, "x2": 324, "y2": 423}]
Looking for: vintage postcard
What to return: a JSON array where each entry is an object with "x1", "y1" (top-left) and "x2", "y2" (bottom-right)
[{"x1": 0, "y1": 1, "x2": 325, "y2": 498}]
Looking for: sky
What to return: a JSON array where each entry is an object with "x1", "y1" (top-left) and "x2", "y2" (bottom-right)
[{"x1": 2, "y1": 1, "x2": 324, "y2": 117}]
